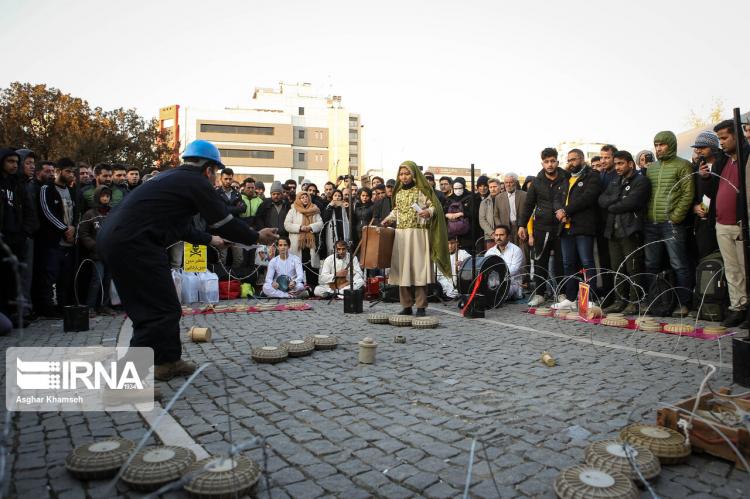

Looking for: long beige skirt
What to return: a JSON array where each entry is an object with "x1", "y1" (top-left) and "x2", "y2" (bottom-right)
[{"x1": 388, "y1": 228, "x2": 434, "y2": 286}]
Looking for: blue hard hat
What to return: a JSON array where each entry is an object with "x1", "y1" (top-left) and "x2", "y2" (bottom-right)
[{"x1": 182, "y1": 140, "x2": 224, "y2": 168}]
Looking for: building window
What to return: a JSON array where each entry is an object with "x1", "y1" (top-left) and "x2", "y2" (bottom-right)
[
  {"x1": 298, "y1": 152, "x2": 305, "y2": 162},
  {"x1": 219, "y1": 149, "x2": 274, "y2": 159},
  {"x1": 200, "y1": 124, "x2": 274, "y2": 135},
  {"x1": 298, "y1": 129, "x2": 305, "y2": 139},
  {"x1": 298, "y1": 107, "x2": 304, "y2": 116}
]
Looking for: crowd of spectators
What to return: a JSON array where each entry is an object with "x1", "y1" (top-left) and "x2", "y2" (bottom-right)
[{"x1": 2, "y1": 120, "x2": 750, "y2": 331}]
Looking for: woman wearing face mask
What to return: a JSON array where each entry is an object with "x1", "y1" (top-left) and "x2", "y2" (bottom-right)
[
  {"x1": 381, "y1": 161, "x2": 450, "y2": 316},
  {"x1": 285, "y1": 191, "x2": 324, "y2": 289},
  {"x1": 445, "y1": 177, "x2": 473, "y2": 252}
]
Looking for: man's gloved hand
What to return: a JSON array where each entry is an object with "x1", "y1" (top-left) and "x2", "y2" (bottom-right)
[{"x1": 258, "y1": 227, "x2": 279, "y2": 245}]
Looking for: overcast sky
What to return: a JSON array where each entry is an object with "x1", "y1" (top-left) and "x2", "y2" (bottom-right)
[{"x1": 3, "y1": 0, "x2": 748, "y2": 175}]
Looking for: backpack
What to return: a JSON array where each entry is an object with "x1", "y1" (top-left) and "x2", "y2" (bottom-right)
[
  {"x1": 647, "y1": 270, "x2": 676, "y2": 317},
  {"x1": 693, "y1": 251, "x2": 728, "y2": 322},
  {"x1": 446, "y1": 200, "x2": 470, "y2": 237}
]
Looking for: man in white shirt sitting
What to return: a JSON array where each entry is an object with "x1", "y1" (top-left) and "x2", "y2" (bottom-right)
[
  {"x1": 314, "y1": 240, "x2": 364, "y2": 298},
  {"x1": 436, "y1": 237, "x2": 470, "y2": 299},
  {"x1": 486, "y1": 225, "x2": 525, "y2": 300},
  {"x1": 262, "y1": 236, "x2": 307, "y2": 298}
]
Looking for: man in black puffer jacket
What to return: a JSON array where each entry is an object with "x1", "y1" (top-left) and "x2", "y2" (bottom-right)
[
  {"x1": 551, "y1": 149, "x2": 601, "y2": 310},
  {"x1": 598, "y1": 150, "x2": 651, "y2": 314},
  {"x1": 518, "y1": 147, "x2": 569, "y2": 307}
]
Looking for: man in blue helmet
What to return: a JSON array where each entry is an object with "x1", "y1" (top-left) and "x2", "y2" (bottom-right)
[{"x1": 98, "y1": 140, "x2": 278, "y2": 381}]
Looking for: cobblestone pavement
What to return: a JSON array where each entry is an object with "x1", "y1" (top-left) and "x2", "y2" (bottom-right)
[{"x1": 2, "y1": 300, "x2": 750, "y2": 498}]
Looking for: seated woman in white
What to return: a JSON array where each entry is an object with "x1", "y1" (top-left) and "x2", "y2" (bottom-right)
[
  {"x1": 314, "y1": 240, "x2": 364, "y2": 298},
  {"x1": 262, "y1": 237, "x2": 307, "y2": 298}
]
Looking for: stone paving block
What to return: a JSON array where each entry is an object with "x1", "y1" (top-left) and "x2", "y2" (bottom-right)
[
  {"x1": 403, "y1": 470, "x2": 440, "y2": 492},
  {"x1": 284, "y1": 480, "x2": 325, "y2": 498},
  {"x1": 423, "y1": 480, "x2": 460, "y2": 499}
]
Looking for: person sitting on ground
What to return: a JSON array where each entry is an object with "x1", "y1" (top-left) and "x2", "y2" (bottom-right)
[
  {"x1": 262, "y1": 236, "x2": 307, "y2": 298},
  {"x1": 486, "y1": 224, "x2": 525, "y2": 300},
  {"x1": 436, "y1": 237, "x2": 470, "y2": 299},
  {"x1": 314, "y1": 239, "x2": 364, "y2": 298}
]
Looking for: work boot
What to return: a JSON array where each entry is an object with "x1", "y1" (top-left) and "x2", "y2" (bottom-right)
[
  {"x1": 722, "y1": 310, "x2": 746, "y2": 328},
  {"x1": 397, "y1": 307, "x2": 413, "y2": 316},
  {"x1": 603, "y1": 301, "x2": 626, "y2": 314},
  {"x1": 154, "y1": 360, "x2": 197, "y2": 381},
  {"x1": 622, "y1": 303, "x2": 639, "y2": 316},
  {"x1": 415, "y1": 308, "x2": 426, "y2": 317},
  {"x1": 671, "y1": 305, "x2": 690, "y2": 318}
]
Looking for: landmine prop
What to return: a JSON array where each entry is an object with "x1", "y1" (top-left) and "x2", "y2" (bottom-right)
[
  {"x1": 305, "y1": 334, "x2": 338, "y2": 350},
  {"x1": 254, "y1": 303, "x2": 278, "y2": 312},
  {"x1": 412, "y1": 316, "x2": 439, "y2": 329},
  {"x1": 620, "y1": 423, "x2": 691, "y2": 464},
  {"x1": 389, "y1": 314, "x2": 413, "y2": 326},
  {"x1": 554, "y1": 465, "x2": 638, "y2": 499},
  {"x1": 562, "y1": 311, "x2": 580, "y2": 320},
  {"x1": 702, "y1": 325, "x2": 727, "y2": 336},
  {"x1": 282, "y1": 338, "x2": 314, "y2": 357},
  {"x1": 184, "y1": 455, "x2": 261, "y2": 499},
  {"x1": 358, "y1": 337, "x2": 377, "y2": 364},
  {"x1": 601, "y1": 316, "x2": 629, "y2": 328},
  {"x1": 66, "y1": 438, "x2": 135, "y2": 479},
  {"x1": 657, "y1": 388, "x2": 750, "y2": 470},
  {"x1": 121, "y1": 445, "x2": 196, "y2": 491},
  {"x1": 664, "y1": 323, "x2": 694, "y2": 334},
  {"x1": 541, "y1": 352, "x2": 556, "y2": 367},
  {"x1": 606, "y1": 312, "x2": 625, "y2": 318},
  {"x1": 585, "y1": 305, "x2": 603, "y2": 319},
  {"x1": 534, "y1": 307, "x2": 553, "y2": 317},
  {"x1": 286, "y1": 300, "x2": 306, "y2": 308},
  {"x1": 251, "y1": 345, "x2": 288, "y2": 364},
  {"x1": 584, "y1": 440, "x2": 661, "y2": 485},
  {"x1": 635, "y1": 319, "x2": 661, "y2": 332},
  {"x1": 394, "y1": 335, "x2": 406, "y2": 343},
  {"x1": 188, "y1": 327, "x2": 212, "y2": 343},
  {"x1": 367, "y1": 312, "x2": 390, "y2": 324}
]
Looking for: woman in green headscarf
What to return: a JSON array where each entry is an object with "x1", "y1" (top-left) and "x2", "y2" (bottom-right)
[{"x1": 382, "y1": 161, "x2": 451, "y2": 316}]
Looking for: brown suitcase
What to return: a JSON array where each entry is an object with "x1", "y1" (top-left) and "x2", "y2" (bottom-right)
[{"x1": 359, "y1": 226, "x2": 395, "y2": 269}]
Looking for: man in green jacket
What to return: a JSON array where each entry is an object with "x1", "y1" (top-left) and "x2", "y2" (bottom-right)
[{"x1": 644, "y1": 130, "x2": 694, "y2": 317}]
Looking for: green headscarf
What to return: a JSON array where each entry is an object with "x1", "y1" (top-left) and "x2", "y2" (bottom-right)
[{"x1": 393, "y1": 160, "x2": 452, "y2": 277}]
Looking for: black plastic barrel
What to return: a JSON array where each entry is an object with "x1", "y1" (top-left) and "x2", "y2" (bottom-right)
[
  {"x1": 344, "y1": 288, "x2": 363, "y2": 314},
  {"x1": 63, "y1": 305, "x2": 89, "y2": 332},
  {"x1": 733, "y1": 337, "x2": 750, "y2": 387}
]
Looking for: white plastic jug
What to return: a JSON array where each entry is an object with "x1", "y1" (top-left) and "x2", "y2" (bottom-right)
[
  {"x1": 171, "y1": 269, "x2": 183, "y2": 303},
  {"x1": 199, "y1": 272, "x2": 220, "y2": 304},
  {"x1": 181, "y1": 272, "x2": 201, "y2": 304}
]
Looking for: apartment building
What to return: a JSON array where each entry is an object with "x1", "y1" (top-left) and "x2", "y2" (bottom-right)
[{"x1": 158, "y1": 82, "x2": 363, "y2": 187}]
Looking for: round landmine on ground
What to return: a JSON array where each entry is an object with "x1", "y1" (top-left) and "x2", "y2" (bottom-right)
[
  {"x1": 121, "y1": 445, "x2": 196, "y2": 491},
  {"x1": 702, "y1": 325, "x2": 726, "y2": 336},
  {"x1": 286, "y1": 300, "x2": 306, "y2": 308},
  {"x1": 534, "y1": 307, "x2": 553, "y2": 317},
  {"x1": 211, "y1": 304, "x2": 236, "y2": 312},
  {"x1": 563, "y1": 311, "x2": 581, "y2": 320},
  {"x1": 606, "y1": 312, "x2": 625, "y2": 318},
  {"x1": 412, "y1": 316, "x2": 439, "y2": 329},
  {"x1": 254, "y1": 303, "x2": 278, "y2": 311},
  {"x1": 305, "y1": 334, "x2": 338, "y2": 350},
  {"x1": 188, "y1": 327, "x2": 212, "y2": 343},
  {"x1": 584, "y1": 439, "x2": 661, "y2": 485},
  {"x1": 554, "y1": 465, "x2": 638, "y2": 499},
  {"x1": 620, "y1": 423, "x2": 691, "y2": 464},
  {"x1": 394, "y1": 335, "x2": 406, "y2": 343},
  {"x1": 66, "y1": 438, "x2": 136, "y2": 480},
  {"x1": 283, "y1": 338, "x2": 315, "y2": 357},
  {"x1": 367, "y1": 313, "x2": 390, "y2": 324},
  {"x1": 663, "y1": 323, "x2": 694, "y2": 334},
  {"x1": 635, "y1": 319, "x2": 661, "y2": 332},
  {"x1": 251, "y1": 345, "x2": 288, "y2": 364},
  {"x1": 601, "y1": 316, "x2": 629, "y2": 327},
  {"x1": 389, "y1": 314, "x2": 413, "y2": 326},
  {"x1": 184, "y1": 455, "x2": 261, "y2": 499}
]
